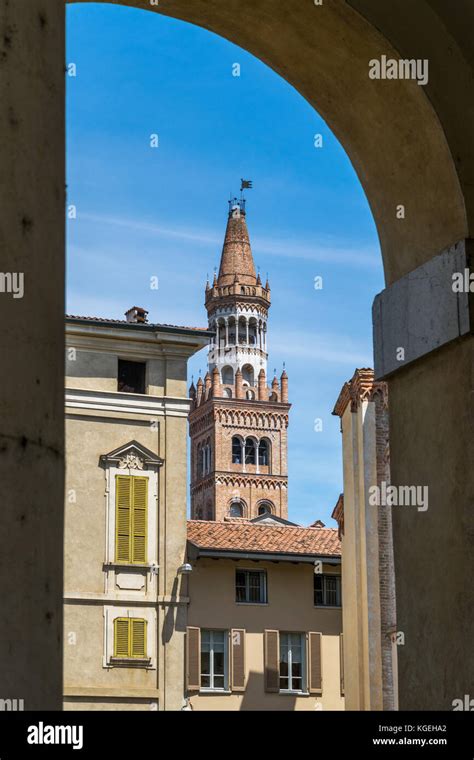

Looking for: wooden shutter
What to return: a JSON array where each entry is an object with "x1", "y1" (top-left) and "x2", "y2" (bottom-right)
[
  {"x1": 114, "y1": 618, "x2": 130, "y2": 657},
  {"x1": 231, "y1": 629, "x2": 246, "y2": 692},
  {"x1": 264, "y1": 630, "x2": 280, "y2": 693},
  {"x1": 308, "y1": 631, "x2": 323, "y2": 694},
  {"x1": 131, "y1": 619, "x2": 147, "y2": 658},
  {"x1": 340, "y1": 633, "x2": 344, "y2": 696},
  {"x1": 132, "y1": 476, "x2": 147, "y2": 564},
  {"x1": 115, "y1": 476, "x2": 132, "y2": 562},
  {"x1": 186, "y1": 627, "x2": 201, "y2": 691}
]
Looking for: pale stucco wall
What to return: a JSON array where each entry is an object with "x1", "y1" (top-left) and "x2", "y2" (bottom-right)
[
  {"x1": 188, "y1": 557, "x2": 343, "y2": 711},
  {"x1": 64, "y1": 323, "x2": 207, "y2": 711},
  {"x1": 339, "y1": 400, "x2": 383, "y2": 711}
]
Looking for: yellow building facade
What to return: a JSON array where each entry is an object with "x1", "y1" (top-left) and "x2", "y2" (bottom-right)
[
  {"x1": 185, "y1": 520, "x2": 344, "y2": 711},
  {"x1": 63, "y1": 309, "x2": 209, "y2": 711}
]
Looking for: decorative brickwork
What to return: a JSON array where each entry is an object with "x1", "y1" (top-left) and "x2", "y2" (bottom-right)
[{"x1": 190, "y1": 202, "x2": 290, "y2": 522}]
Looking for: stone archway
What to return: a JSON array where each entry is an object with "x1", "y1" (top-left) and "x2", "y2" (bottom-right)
[{"x1": 1, "y1": 0, "x2": 473, "y2": 710}]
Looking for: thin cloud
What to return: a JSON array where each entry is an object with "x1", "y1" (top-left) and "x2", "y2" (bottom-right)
[
  {"x1": 253, "y1": 236, "x2": 380, "y2": 269},
  {"x1": 79, "y1": 212, "x2": 219, "y2": 246},
  {"x1": 270, "y1": 330, "x2": 372, "y2": 365},
  {"x1": 77, "y1": 212, "x2": 380, "y2": 270}
]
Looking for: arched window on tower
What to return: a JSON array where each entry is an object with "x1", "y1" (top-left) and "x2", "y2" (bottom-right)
[
  {"x1": 238, "y1": 318, "x2": 247, "y2": 345},
  {"x1": 242, "y1": 364, "x2": 254, "y2": 386},
  {"x1": 249, "y1": 318, "x2": 258, "y2": 346},
  {"x1": 232, "y1": 436, "x2": 243, "y2": 464},
  {"x1": 228, "y1": 317, "x2": 236, "y2": 345},
  {"x1": 218, "y1": 319, "x2": 226, "y2": 349},
  {"x1": 245, "y1": 438, "x2": 257, "y2": 465},
  {"x1": 258, "y1": 438, "x2": 270, "y2": 467},
  {"x1": 205, "y1": 441, "x2": 211, "y2": 474},
  {"x1": 230, "y1": 501, "x2": 245, "y2": 518},
  {"x1": 196, "y1": 443, "x2": 201, "y2": 479},
  {"x1": 258, "y1": 502, "x2": 273, "y2": 516},
  {"x1": 222, "y1": 366, "x2": 234, "y2": 385}
]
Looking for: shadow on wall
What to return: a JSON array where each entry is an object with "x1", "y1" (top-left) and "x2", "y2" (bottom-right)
[
  {"x1": 239, "y1": 670, "x2": 297, "y2": 712},
  {"x1": 162, "y1": 576, "x2": 183, "y2": 644}
]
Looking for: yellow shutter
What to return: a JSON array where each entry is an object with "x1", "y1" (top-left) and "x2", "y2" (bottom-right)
[
  {"x1": 132, "y1": 476, "x2": 147, "y2": 564},
  {"x1": 231, "y1": 629, "x2": 246, "y2": 692},
  {"x1": 114, "y1": 618, "x2": 130, "y2": 657},
  {"x1": 186, "y1": 627, "x2": 201, "y2": 690},
  {"x1": 131, "y1": 619, "x2": 147, "y2": 658},
  {"x1": 115, "y1": 476, "x2": 132, "y2": 563},
  {"x1": 264, "y1": 630, "x2": 280, "y2": 693},
  {"x1": 308, "y1": 631, "x2": 323, "y2": 694}
]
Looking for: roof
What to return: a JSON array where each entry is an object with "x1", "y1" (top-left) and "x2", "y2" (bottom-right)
[
  {"x1": 217, "y1": 209, "x2": 257, "y2": 287},
  {"x1": 187, "y1": 520, "x2": 341, "y2": 560},
  {"x1": 66, "y1": 315, "x2": 210, "y2": 335}
]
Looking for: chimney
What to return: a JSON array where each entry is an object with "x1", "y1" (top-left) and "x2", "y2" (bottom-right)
[
  {"x1": 125, "y1": 306, "x2": 149, "y2": 324},
  {"x1": 281, "y1": 369, "x2": 288, "y2": 403},
  {"x1": 258, "y1": 368, "x2": 267, "y2": 401},
  {"x1": 235, "y1": 368, "x2": 244, "y2": 400},
  {"x1": 212, "y1": 366, "x2": 222, "y2": 398},
  {"x1": 196, "y1": 377, "x2": 204, "y2": 406},
  {"x1": 204, "y1": 371, "x2": 212, "y2": 401}
]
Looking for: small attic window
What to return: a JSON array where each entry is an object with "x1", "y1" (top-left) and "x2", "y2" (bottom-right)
[{"x1": 118, "y1": 359, "x2": 146, "y2": 394}]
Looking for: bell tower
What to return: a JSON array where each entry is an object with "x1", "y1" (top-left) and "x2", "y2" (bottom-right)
[{"x1": 189, "y1": 197, "x2": 290, "y2": 522}]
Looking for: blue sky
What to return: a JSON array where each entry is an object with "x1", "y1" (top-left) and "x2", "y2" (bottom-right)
[{"x1": 66, "y1": 3, "x2": 384, "y2": 527}]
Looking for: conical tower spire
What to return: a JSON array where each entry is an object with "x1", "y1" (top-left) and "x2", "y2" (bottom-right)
[{"x1": 217, "y1": 201, "x2": 257, "y2": 287}]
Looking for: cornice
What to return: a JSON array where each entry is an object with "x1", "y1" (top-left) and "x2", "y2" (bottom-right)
[
  {"x1": 66, "y1": 323, "x2": 209, "y2": 360},
  {"x1": 332, "y1": 368, "x2": 375, "y2": 417},
  {"x1": 65, "y1": 388, "x2": 192, "y2": 418}
]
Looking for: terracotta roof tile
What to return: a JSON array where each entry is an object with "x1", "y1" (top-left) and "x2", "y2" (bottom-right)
[
  {"x1": 187, "y1": 520, "x2": 341, "y2": 557},
  {"x1": 217, "y1": 211, "x2": 257, "y2": 287}
]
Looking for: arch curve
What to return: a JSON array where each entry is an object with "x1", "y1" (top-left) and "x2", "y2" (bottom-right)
[{"x1": 71, "y1": 0, "x2": 471, "y2": 282}]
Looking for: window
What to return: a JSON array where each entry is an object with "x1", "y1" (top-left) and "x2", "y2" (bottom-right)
[
  {"x1": 258, "y1": 501, "x2": 272, "y2": 516},
  {"x1": 314, "y1": 574, "x2": 342, "y2": 607},
  {"x1": 201, "y1": 630, "x2": 227, "y2": 690},
  {"x1": 113, "y1": 617, "x2": 147, "y2": 659},
  {"x1": 118, "y1": 359, "x2": 146, "y2": 394},
  {"x1": 258, "y1": 439, "x2": 270, "y2": 466},
  {"x1": 198, "y1": 442, "x2": 211, "y2": 477},
  {"x1": 115, "y1": 475, "x2": 147, "y2": 564},
  {"x1": 242, "y1": 364, "x2": 254, "y2": 385},
  {"x1": 236, "y1": 570, "x2": 267, "y2": 604},
  {"x1": 280, "y1": 633, "x2": 305, "y2": 692},
  {"x1": 245, "y1": 438, "x2": 256, "y2": 465},
  {"x1": 232, "y1": 436, "x2": 242, "y2": 464},
  {"x1": 222, "y1": 366, "x2": 234, "y2": 385},
  {"x1": 230, "y1": 501, "x2": 244, "y2": 518}
]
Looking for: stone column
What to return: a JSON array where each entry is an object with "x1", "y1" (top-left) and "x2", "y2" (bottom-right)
[{"x1": 0, "y1": 0, "x2": 65, "y2": 710}]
